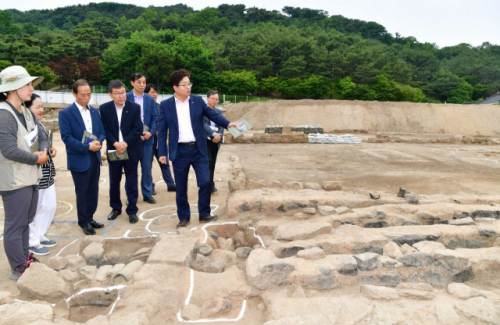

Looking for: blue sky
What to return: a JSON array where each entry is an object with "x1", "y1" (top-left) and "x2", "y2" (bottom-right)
[{"x1": 4, "y1": 0, "x2": 499, "y2": 48}]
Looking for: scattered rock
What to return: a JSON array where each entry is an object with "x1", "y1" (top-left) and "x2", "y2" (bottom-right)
[
  {"x1": 201, "y1": 297, "x2": 231, "y2": 318},
  {"x1": 79, "y1": 265, "x2": 97, "y2": 280},
  {"x1": 47, "y1": 256, "x2": 68, "y2": 271},
  {"x1": 452, "y1": 266, "x2": 474, "y2": 283},
  {"x1": 273, "y1": 222, "x2": 332, "y2": 241},
  {"x1": 0, "y1": 291, "x2": 13, "y2": 305},
  {"x1": 58, "y1": 269, "x2": 79, "y2": 282},
  {"x1": 283, "y1": 182, "x2": 303, "y2": 190},
  {"x1": 397, "y1": 252, "x2": 434, "y2": 267},
  {"x1": 397, "y1": 187, "x2": 407, "y2": 198},
  {"x1": 307, "y1": 265, "x2": 339, "y2": 290},
  {"x1": 423, "y1": 269, "x2": 449, "y2": 287},
  {"x1": 400, "y1": 243, "x2": 417, "y2": 255},
  {"x1": 81, "y1": 242, "x2": 105, "y2": 266},
  {"x1": 317, "y1": 206, "x2": 336, "y2": 216},
  {"x1": 412, "y1": 241, "x2": 445, "y2": 254},
  {"x1": 297, "y1": 247, "x2": 325, "y2": 260},
  {"x1": 383, "y1": 242, "x2": 403, "y2": 259},
  {"x1": 181, "y1": 304, "x2": 201, "y2": 321},
  {"x1": 353, "y1": 245, "x2": 383, "y2": 255},
  {"x1": 209, "y1": 231, "x2": 218, "y2": 240},
  {"x1": 396, "y1": 283, "x2": 435, "y2": 300},
  {"x1": 198, "y1": 244, "x2": 213, "y2": 256},
  {"x1": 361, "y1": 284, "x2": 399, "y2": 300},
  {"x1": 245, "y1": 249, "x2": 295, "y2": 289},
  {"x1": 378, "y1": 273, "x2": 401, "y2": 287},
  {"x1": 66, "y1": 255, "x2": 86, "y2": 272},
  {"x1": 385, "y1": 232, "x2": 441, "y2": 246},
  {"x1": 435, "y1": 302, "x2": 462, "y2": 324},
  {"x1": 379, "y1": 256, "x2": 403, "y2": 269},
  {"x1": 454, "y1": 297, "x2": 500, "y2": 325},
  {"x1": 354, "y1": 252, "x2": 379, "y2": 271},
  {"x1": 404, "y1": 193, "x2": 419, "y2": 204},
  {"x1": 191, "y1": 254, "x2": 224, "y2": 273},
  {"x1": 17, "y1": 263, "x2": 70, "y2": 302},
  {"x1": 304, "y1": 183, "x2": 321, "y2": 190},
  {"x1": 79, "y1": 236, "x2": 106, "y2": 254},
  {"x1": 336, "y1": 206, "x2": 352, "y2": 215},
  {"x1": 417, "y1": 212, "x2": 439, "y2": 223},
  {"x1": 432, "y1": 249, "x2": 469, "y2": 271},
  {"x1": 302, "y1": 208, "x2": 317, "y2": 215},
  {"x1": 322, "y1": 181, "x2": 342, "y2": 191},
  {"x1": 364, "y1": 221, "x2": 389, "y2": 228},
  {"x1": 369, "y1": 192, "x2": 380, "y2": 200},
  {"x1": 449, "y1": 217, "x2": 475, "y2": 225},
  {"x1": 478, "y1": 226, "x2": 496, "y2": 237},
  {"x1": 447, "y1": 283, "x2": 485, "y2": 299},
  {"x1": 235, "y1": 247, "x2": 252, "y2": 258}
]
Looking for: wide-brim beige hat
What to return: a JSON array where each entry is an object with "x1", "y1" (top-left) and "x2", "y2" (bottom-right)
[{"x1": 0, "y1": 65, "x2": 44, "y2": 93}]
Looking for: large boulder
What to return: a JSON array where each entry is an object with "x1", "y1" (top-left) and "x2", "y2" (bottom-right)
[
  {"x1": 273, "y1": 222, "x2": 332, "y2": 241},
  {"x1": 47, "y1": 256, "x2": 68, "y2": 271},
  {"x1": 147, "y1": 234, "x2": 198, "y2": 266},
  {"x1": 82, "y1": 242, "x2": 105, "y2": 266},
  {"x1": 80, "y1": 235, "x2": 106, "y2": 253},
  {"x1": 432, "y1": 249, "x2": 469, "y2": 271},
  {"x1": 17, "y1": 263, "x2": 70, "y2": 302},
  {"x1": 245, "y1": 249, "x2": 295, "y2": 289},
  {"x1": 0, "y1": 302, "x2": 53, "y2": 325}
]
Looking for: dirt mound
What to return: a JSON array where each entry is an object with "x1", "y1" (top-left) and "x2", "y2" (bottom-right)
[{"x1": 223, "y1": 99, "x2": 500, "y2": 136}]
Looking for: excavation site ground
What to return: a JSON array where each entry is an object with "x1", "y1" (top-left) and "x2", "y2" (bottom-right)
[{"x1": 1, "y1": 100, "x2": 500, "y2": 325}]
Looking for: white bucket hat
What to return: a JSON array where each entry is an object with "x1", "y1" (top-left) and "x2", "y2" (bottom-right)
[{"x1": 0, "y1": 65, "x2": 44, "y2": 93}]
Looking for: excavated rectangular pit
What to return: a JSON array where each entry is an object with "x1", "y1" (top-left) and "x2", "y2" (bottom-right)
[{"x1": 68, "y1": 289, "x2": 118, "y2": 323}]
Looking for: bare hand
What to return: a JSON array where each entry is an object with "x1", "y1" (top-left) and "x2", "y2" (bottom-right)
[
  {"x1": 50, "y1": 148, "x2": 57, "y2": 158},
  {"x1": 228, "y1": 121, "x2": 238, "y2": 128},
  {"x1": 114, "y1": 142, "x2": 127, "y2": 155},
  {"x1": 213, "y1": 133, "x2": 222, "y2": 143},
  {"x1": 142, "y1": 132, "x2": 152, "y2": 140},
  {"x1": 35, "y1": 149, "x2": 49, "y2": 165},
  {"x1": 159, "y1": 156, "x2": 167, "y2": 164},
  {"x1": 89, "y1": 141, "x2": 101, "y2": 152}
]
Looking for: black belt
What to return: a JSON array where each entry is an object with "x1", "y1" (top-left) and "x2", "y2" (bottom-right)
[{"x1": 178, "y1": 142, "x2": 196, "y2": 147}]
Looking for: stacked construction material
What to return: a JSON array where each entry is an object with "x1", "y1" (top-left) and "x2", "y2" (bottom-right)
[
  {"x1": 292, "y1": 125, "x2": 324, "y2": 134},
  {"x1": 265, "y1": 125, "x2": 284, "y2": 134},
  {"x1": 308, "y1": 133, "x2": 361, "y2": 144}
]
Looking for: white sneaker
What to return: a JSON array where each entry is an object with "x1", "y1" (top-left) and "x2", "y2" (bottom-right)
[{"x1": 29, "y1": 244, "x2": 50, "y2": 256}]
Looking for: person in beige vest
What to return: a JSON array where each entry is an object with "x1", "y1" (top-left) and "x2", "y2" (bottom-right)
[{"x1": 0, "y1": 66, "x2": 49, "y2": 281}]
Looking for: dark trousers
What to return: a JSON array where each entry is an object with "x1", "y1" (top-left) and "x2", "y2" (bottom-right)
[
  {"x1": 206, "y1": 140, "x2": 220, "y2": 190},
  {"x1": 109, "y1": 158, "x2": 139, "y2": 215},
  {"x1": 152, "y1": 136, "x2": 175, "y2": 189},
  {"x1": 2, "y1": 186, "x2": 38, "y2": 269},
  {"x1": 172, "y1": 145, "x2": 211, "y2": 221},
  {"x1": 71, "y1": 153, "x2": 100, "y2": 228}
]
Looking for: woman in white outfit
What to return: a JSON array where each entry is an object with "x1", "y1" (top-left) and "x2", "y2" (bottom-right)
[{"x1": 26, "y1": 93, "x2": 58, "y2": 255}]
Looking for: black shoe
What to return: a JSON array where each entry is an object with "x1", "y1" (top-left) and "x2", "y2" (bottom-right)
[
  {"x1": 211, "y1": 187, "x2": 218, "y2": 193},
  {"x1": 82, "y1": 224, "x2": 96, "y2": 235},
  {"x1": 90, "y1": 220, "x2": 104, "y2": 228},
  {"x1": 199, "y1": 215, "x2": 218, "y2": 223},
  {"x1": 129, "y1": 214, "x2": 138, "y2": 224},
  {"x1": 176, "y1": 220, "x2": 190, "y2": 228},
  {"x1": 168, "y1": 187, "x2": 176, "y2": 192},
  {"x1": 151, "y1": 188, "x2": 157, "y2": 196},
  {"x1": 143, "y1": 196, "x2": 156, "y2": 204},
  {"x1": 108, "y1": 209, "x2": 121, "y2": 220}
]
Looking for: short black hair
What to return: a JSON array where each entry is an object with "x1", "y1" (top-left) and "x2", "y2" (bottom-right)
[
  {"x1": 72, "y1": 79, "x2": 90, "y2": 94},
  {"x1": 169, "y1": 69, "x2": 190, "y2": 88},
  {"x1": 25, "y1": 93, "x2": 41, "y2": 108},
  {"x1": 108, "y1": 80, "x2": 127, "y2": 93},
  {"x1": 131, "y1": 72, "x2": 146, "y2": 82},
  {"x1": 207, "y1": 90, "x2": 219, "y2": 98},
  {"x1": 145, "y1": 83, "x2": 158, "y2": 94}
]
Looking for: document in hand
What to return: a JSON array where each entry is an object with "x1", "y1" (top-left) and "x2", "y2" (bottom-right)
[
  {"x1": 48, "y1": 130, "x2": 53, "y2": 149},
  {"x1": 229, "y1": 118, "x2": 252, "y2": 138},
  {"x1": 24, "y1": 125, "x2": 39, "y2": 153},
  {"x1": 82, "y1": 130, "x2": 98, "y2": 145},
  {"x1": 108, "y1": 150, "x2": 129, "y2": 161},
  {"x1": 143, "y1": 124, "x2": 150, "y2": 133}
]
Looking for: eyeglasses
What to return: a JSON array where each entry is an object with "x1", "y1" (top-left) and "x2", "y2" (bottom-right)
[
  {"x1": 112, "y1": 92, "x2": 126, "y2": 96},
  {"x1": 178, "y1": 83, "x2": 193, "y2": 88}
]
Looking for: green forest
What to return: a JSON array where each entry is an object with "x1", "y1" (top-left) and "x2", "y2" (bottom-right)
[{"x1": 1, "y1": 3, "x2": 499, "y2": 103}]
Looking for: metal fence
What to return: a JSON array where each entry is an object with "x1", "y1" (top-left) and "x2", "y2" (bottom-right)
[{"x1": 34, "y1": 91, "x2": 207, "y2": 106}]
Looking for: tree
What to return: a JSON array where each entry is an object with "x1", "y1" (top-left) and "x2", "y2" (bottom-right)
[
  {"x1": 219, "y1": 70, "x2": 258, "y2": 95},
  {"x1": 49, "y1": 57, "x2": 79, "y2": 88},
  {"x1": 78, "y1": 59, "x2": 102, "y2": 86},
  {"x1": 337, "y1": 77, "x2": 356, "y2": 98},
  {"x1": 0, "y1": 60, "x2": 12, "y2": 71},
  {"x1": 136, "y1": 42, "x2": 177, "y2": 90},
  {"x1": 25, "y1": 63, "x2": 56, "y2": 90}
]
